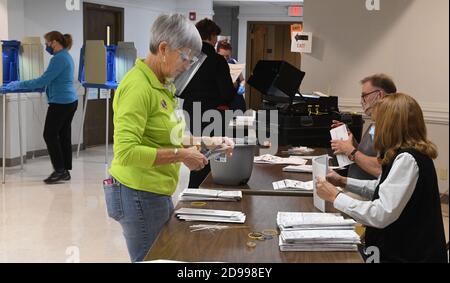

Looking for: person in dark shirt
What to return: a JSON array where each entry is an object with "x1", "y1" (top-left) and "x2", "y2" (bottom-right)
[
  {"x1": 181, "y1": 18, "x2": 236, "y2": 188},
  {"x1": 217, "y1": 40, "x2": 247, "y2": 112}
]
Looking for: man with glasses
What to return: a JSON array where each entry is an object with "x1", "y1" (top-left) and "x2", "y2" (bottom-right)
[{"x1": 328, "y1": 74, "x2": 397, "y2": 183}]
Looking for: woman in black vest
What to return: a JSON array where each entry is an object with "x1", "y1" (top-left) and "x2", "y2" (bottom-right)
[{"x1": 317, "y1": 93, "x2": 447, "y2": 263}]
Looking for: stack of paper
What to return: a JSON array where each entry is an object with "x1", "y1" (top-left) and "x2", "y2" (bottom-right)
[
  {"x1": 277, "y1": 212, "x2": 360, "y2": 251},
  {"x1": 287, "y1": 147, "x2": 314, "y2": 155},
  {"x1": 283, "y1": 164, "x2": 343, "y2": 173},
  {"x1": 175, "y1": 208, "x2": 246, "y2": 224},
  {"x1": 272, "y1": 180, "x2": 313, "y2": 193},
  {"x1": 254, "y1": 154, "x2": 307, "y2": 165},
  {"x1": 179, "y1": 189, "x2": 242, "y2": 202}
]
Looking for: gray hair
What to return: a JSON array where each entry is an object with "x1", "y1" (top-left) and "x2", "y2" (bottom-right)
[{"x1": 149, "y1": 14, "x2": 202, "y2": 56}]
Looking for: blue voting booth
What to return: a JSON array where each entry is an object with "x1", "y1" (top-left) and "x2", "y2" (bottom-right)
[
  {"x1": 1, "y1": 39, "x2": 45, "y2": 183},
  {"x1": 78, "y1": 43, "x2": 118, "y2": 89},
  {"x1": 1, "y1": 40, "x2": 45, "y2": 93},
  {"x1": 2, "y1": 40, "x2": 21, "y2": 84},
  {"x1": 77, "y1": 43, "x2": 118, "y2": 172}
]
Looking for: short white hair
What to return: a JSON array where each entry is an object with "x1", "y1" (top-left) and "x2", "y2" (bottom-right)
[{"x1": 149, "y1": 14, "x2": 202, "y2": 56}]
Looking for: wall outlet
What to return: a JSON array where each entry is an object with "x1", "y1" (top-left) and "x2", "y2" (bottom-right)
[{"x1": 438, "y1": 168, "x2": 448, "y2": 181}]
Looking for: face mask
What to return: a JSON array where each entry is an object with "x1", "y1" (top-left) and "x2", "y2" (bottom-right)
[
  {"x1": 46, "y1": 45, "x2": 54, "y2": 55},
  {"x1": 361, "y1": 92, "x2": 381, "y2": 116},
  {"x1": 362, "y1": 102, "x2": 374, "y2": 116}
]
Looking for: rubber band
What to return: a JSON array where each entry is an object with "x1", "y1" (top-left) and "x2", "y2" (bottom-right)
[
  {"x1": 248, "y1": 232, "x2": 264, "y2": 240},
  {"x1": 190, "y1": 202, "x2": 207, "y2": 207},
  {"x1": 262, "y1": 229, "x2": 278, "y2": 236}
]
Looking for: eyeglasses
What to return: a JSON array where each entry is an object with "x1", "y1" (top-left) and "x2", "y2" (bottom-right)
[
  {"x1": 177, "y1": 50, "x2": 198, "y2": 66},
  {"x1": 361, "y1": 89, "x2": 382, "y2": 101}
]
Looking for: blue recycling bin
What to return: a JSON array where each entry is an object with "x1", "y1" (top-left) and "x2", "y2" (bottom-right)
[
  {"x1": 2, "y1": 40, "x2": 21, "y2": 84},
  {"x1": 106, "y1": 45, "x2": 117, "y2": 84}
]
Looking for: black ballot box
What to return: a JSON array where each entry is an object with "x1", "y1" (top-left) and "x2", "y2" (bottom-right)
[
  {"x1": 247, "y1": 60, "x2": 305, "y2": 101},
  {"x1": 257, "y1": 111, "x2": 365, "y2": 148}
]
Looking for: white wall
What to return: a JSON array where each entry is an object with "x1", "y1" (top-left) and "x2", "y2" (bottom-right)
[
  {"x1": 175, "y1": 0, "x2": 214, "y2": 20},
  {"x1": 302, "y1": 0, "x2": 449, "y2": 193},
  {"x1": 213, "y1": 6, "x2": 240, "y2": 58},
  {"x1": 0, "y1": 0, "x2": 8, "y2": 39}
]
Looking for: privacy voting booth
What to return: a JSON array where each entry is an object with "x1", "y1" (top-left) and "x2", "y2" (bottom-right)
[
  {"x1": 77, "y1": 40, "x2": 137, "y2": 173},
  {"x1": 1, "y1": 38, "x2": 45, "y2": 183}
]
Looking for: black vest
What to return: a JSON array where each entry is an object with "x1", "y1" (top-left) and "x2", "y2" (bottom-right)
[{"x1": 365, "y1": 149, "x2": 447, "y2": 263}]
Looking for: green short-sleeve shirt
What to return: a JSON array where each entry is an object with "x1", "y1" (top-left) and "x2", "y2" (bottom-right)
[{"x1": 109, "y1": 59, "x2": 185, "y2": 196}]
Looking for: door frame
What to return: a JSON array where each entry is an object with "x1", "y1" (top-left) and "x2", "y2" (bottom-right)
[{"x1": 246, "y1": 21, "x2": 303, "y2": 110}]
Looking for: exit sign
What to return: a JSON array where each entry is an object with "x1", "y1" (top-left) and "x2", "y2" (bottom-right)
[{"x1": 288, "y1": 6, "x2": 303, "y2": 17}]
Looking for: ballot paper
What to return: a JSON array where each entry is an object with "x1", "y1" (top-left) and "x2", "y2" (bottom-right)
[
  {"x1": 283, "y1": 164, "x2": 343, "y2": 173},
  {"x1": 312, "y1": 155, "x2": 328, "y2": 212},
  {"x1": 279, "y1": 231, "x2": 360, "y2": 252},
  {"x1": 229, "y1": 63, "x2": 246, "y2": 82},
  {"x1": 277, "y1": 212, "x2": 360, "y2": 252},
  {"x1": 286, "y1": 147, "x2": 315, "y2": 155},
  {"x1": 330, "y1": 125, "x2": 354, "y2": 168},
  {"x1": 254, "y1": 154, "x2": 307, "y2": 165},
  {"x1": 272, "y1": 180, "x2": 313, "y2": 193},
  {"x1": 277, "y1": 212, "x2": 357, "y2": 231},
  {"x1": 179, "y1": 189, "x2": 242, "y2": 202},
  {"x1": 175, "y1": 208, "x2": 246, "y2": 224}
]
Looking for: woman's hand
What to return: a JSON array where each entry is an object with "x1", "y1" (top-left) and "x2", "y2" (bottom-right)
[
  {"x1": 326, "y1": 169, "x2": 346, "y2": 187},
  {"x1": 202, "y1": 137, "x2": 235, "y2": 156},
  {"x1": 316, "y1": 177, "x2": 341, "y2": 203},
  {"x1": 180, "y1": 147, "x2": 208, "y2": 171}
]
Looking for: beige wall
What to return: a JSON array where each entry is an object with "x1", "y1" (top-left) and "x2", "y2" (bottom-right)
[{"x1": 302, "y1": 0, "x2": 449, "y2": 193}]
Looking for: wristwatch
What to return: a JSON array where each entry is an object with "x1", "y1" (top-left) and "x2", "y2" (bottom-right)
[{"x1": 348, "y1": 149, "x2": 358, "y2": 161}]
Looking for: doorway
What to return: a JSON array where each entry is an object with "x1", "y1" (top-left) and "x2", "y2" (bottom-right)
[
  {"x1": 82, "y1": 2, "x2": 124, "y2": 147},
  {"x1": 246, "y1": 22, "x2": 302, "y2": 110}
]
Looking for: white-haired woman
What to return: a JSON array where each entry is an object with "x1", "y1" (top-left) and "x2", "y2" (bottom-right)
[{"x1": 104, "y1": 14, "x2": 234, "y2": 262}]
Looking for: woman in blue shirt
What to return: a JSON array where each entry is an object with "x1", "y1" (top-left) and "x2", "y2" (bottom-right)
[{"x1": 7, "y1": 31, "x2": 78, "y2": 184}]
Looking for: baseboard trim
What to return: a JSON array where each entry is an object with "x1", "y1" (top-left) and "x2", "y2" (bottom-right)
[{"x1": 1, "y1": 144, "x2": 85, "y2": 167}]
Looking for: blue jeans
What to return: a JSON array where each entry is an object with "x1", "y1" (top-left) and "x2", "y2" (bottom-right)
[{"x1": 104, "y1": 182, "x2": 174, "y2": 262}]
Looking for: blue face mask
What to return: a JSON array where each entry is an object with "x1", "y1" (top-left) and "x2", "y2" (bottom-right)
[{"x1": 46, "y1": 45, "x2": 54, "y2": 55}]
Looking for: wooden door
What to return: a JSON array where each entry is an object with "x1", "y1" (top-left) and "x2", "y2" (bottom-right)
[
  {"x1": 82, "y1": 2, "x2": 124, "y2": 147},
  {"x1": 247, "y1": 22, "x2": 302, "y2": 110}
]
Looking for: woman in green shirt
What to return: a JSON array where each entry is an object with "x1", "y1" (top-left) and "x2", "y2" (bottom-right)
[{"x1": 104, "y1": 14, "x2": 234, "y2": 262}]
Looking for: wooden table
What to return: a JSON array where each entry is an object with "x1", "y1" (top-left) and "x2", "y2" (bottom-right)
[
  {"x1": 144, "y1": 194, "x2": 363, "y2": 263},
  {"x1": 200, "y1": 148, "x2": 340, "y2": 196}
]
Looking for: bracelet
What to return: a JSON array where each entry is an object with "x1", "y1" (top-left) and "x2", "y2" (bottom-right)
[{"x1": 335, "y1": 190, "x2": 342, "y2": 200}]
